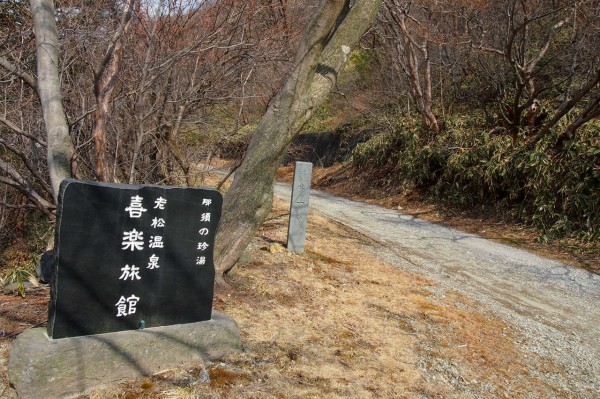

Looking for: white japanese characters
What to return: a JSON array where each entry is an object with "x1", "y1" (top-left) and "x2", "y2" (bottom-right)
[
  {"x1": 147, "y1": 254, "x2": 160, "y2": 269},
  {"x1": 151, "y1": 217, "x2": 165, "y2": 228},
  {"x1": 122, "y1": 229, "x2": 144, "y2": 251},
  {"x1": 117, "y1": 194, "x2": 169, "y2": 317},
  {"x1": 119, "y1": 265, "x2": 141, "y2": 280},
  {"x1": 115, "y1": 295, "x2": 140, "y2": 317},
  {"x1": 115, "y1": 192, "x2": 217, "y2": 317},
  {"x1": 197, "y1": 242, "x2": 209, "y2": 251},
  {"x1": 196, "y1": 199, "x2": 213, "y2": 261},
  {"x1": 125, "y1": 195, "x2": 147, "y2": 218},
  {"x1": 149, "y1": 235, "x2": 164, "y2": 248},
  {"x1": 154, "y1": 196, "x2": 167, "y2": 209}
]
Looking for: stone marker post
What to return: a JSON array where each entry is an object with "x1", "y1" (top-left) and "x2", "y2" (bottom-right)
[{"x1": 287, "y1": 161, "x2": 313, "y2": 253}]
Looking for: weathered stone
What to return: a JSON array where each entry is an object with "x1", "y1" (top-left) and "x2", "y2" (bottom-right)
[
  {"x1": 49, "y1": 180, "x2": 222, "y2": 339},
  {"x1": 8, "y1": 311, "x2": 240, "y2": 399},
  {"x1": 287, "y1": 161, "x2": 313, "y2": 253},
  {"x1": 36, "y1": 250, "x2": 56, "y2": 284}
]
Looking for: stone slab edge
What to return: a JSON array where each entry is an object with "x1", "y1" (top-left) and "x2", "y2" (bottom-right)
[{"x1": 8, "y1": 311, "x2": 241, "y2": 399}]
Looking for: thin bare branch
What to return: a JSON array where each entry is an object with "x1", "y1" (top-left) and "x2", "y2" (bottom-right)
[
  {"x1": 0, "y1": 116, "x2": 47, "y2": 147},
  {"x1": 0, "y1": 160, "x2": 55, "y2": 219},
  {"x1": 0, "y1": 137, "x2": 53, "y2": 196},
  {"x1": 0, "y1": 56, "x2": 38, "y2": 94}
]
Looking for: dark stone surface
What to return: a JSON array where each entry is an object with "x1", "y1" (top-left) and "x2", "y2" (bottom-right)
[
  {"x1": 287, "y1": 162, "x2": 312, "y2": 253},
  {"x1": 9, "y1": 311, "x2": 241, "y2": 399},
  {"x1": 48, "y1": 180, "x2": 222, "y2": 339},
  {"x1": 284, "y1": 130, "x2": 375, "y2": 167},
  {"x1": 36, "y1": 250, "x2": 56, "y2": 284},
  {"x1": 218, "y1": 130, "x2": 375, "y2": 168}
]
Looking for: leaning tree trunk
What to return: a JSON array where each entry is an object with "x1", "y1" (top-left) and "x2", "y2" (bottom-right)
[
  {"x1": 30, "y1": 0, "x2": 75, "y2": 200},
  {"x1": 214, "y1": 0, "x2": 382, "y2": 279}
]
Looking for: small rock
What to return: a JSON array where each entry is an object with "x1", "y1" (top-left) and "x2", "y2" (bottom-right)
[
  {"x1": 193, "y1": 369, "x2": 210, "y2": 384},
  {"x1": 238, "y1": 253, "x2": 253, "y2": 265},
  {"x1": 36, "y1": 250, "x2": 56, "y2": 283},
  {"x1": 3, "y1": 281, "x2": 36, "y2": 295}
]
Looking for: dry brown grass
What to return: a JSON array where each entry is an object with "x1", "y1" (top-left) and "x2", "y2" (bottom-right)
[
  {"x1": 305, "y1": 163, "x2": 600, "y2": 275},
  {"x1": 1, "y1": 177, "x2": 574, "y2": 398},
  {"x1": 80, "y1": 199, "x2": 569, "y2": 398}
]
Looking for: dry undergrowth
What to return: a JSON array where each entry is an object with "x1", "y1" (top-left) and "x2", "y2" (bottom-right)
[
  {"x1": 0, "y1": 169, "x2": 573, "y2": 398},
  {"x1": 75, "y1": 199, "x2": 568, "y2": 398},
  {"x1": 283, "y1": 163, "x2": 600, "y2": 275}
]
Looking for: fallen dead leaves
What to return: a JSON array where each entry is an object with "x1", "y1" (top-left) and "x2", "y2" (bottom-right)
[
  {"x1": 305, "y1": 163, "x2": 600, "y2": 276},
  {"x1": 0, "y1": 198, "x2": 576, "y2": 398}
]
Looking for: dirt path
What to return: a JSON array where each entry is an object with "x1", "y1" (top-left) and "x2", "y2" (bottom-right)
[
  {"x1": 274, "y1": 182, "x2": 600, "y2": 396},
  {"x1": 2, "y1": 170, "x2": 598, "y2": 398}
]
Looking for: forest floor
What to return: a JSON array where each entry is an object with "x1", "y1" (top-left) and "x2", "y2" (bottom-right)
[
  {"x1": 0, "y1": 163, "x2": 598, "y2": 398},
  {"x1": 3, "y1": 198, "x2": 591, "y2": 398}
]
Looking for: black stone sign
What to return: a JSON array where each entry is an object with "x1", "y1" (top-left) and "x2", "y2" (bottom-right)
[{"x1": 48, "y1": 180, "x2": 222, "y2": 339}]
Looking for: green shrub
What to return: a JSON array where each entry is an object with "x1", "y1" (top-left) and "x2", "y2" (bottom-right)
[
  {"x1": 0, "y1": 268, "x2": 39, "y2": 297},
  {"x1": 350, "y1": 116, "x2": 600, "y2": 240}
]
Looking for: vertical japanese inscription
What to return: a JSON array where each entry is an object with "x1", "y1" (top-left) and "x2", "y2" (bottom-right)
[
  {"x1": 287, "y1": 161, "x2": 313, "y2": 253},
  {"x1": 48, "y1": 180, "x2": 222, "y2": 339},
  {"x1": 115, "y1": 195, "x2": 168, "y2": 317}
]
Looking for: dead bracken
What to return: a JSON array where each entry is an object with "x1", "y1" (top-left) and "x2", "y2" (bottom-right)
[{"x1": 0, "y1": 197, "x2": 588, "y2": 398}]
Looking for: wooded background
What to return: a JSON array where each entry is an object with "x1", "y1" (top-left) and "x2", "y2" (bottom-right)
[{"x1": 1, "y1": 0, "x2": 598, "y2": 274}]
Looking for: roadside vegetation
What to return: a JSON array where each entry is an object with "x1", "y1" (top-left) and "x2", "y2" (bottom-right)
[
  {"x1": 348, "y1": 114, "x2": 600, "y2": 242},
  {"x1": 1, "y1": 0, "x2": 599, "y2": 275},
  {"x1": 298, "y1": 0, "x2": 600, "y2": 267},
  {"x1": 0, "y1": 1, "x2": 599, "y2": 396}
]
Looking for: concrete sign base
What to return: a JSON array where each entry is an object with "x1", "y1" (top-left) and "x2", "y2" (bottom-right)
[{"x1": 8, "y1": 311, "x2": 240, "y2": 399}]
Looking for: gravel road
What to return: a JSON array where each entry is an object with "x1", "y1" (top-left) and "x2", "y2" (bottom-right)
[{"x1": 274, "y1": 182, "x2": 600, "y2": 398}]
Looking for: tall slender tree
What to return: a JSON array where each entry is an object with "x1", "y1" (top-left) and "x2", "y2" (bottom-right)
[
  {"x1": 30, "y1": 0, "x2": 74, "y2": 199},
  {"x1": 214, "y1": 0, "x2": 382, "y2": 281}
]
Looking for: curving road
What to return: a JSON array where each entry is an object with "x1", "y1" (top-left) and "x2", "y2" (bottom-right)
[{"x1": 273, "y1": 182, "x2": 600, "y2": 396}]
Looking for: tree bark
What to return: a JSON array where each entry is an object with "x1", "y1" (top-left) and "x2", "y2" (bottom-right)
[
  {"x1": 214, "y1": 0, "x2": 382, "y2": 279},
  {"x1": 30, "y1": 0, "x2": 74, "y2": 200},
  {"x1": 381, "y1": 1, "x2": 440, "y2": 134},
  {"x1": 92, "y1": 0, "x2": 135, "y2": 182},
  {"x1": 129, "y1": 4, "x2": 161, "y2": 184}
]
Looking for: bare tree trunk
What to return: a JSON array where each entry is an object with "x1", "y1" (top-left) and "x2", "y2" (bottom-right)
[
  {"x1": 92, "y1": 0, "x2": 135, "y2": 182},
  {"x1": 542, "y1": 68, "x2": 600, "y2": 136},
  {"x1": 214, "y1": 0, "x2": 382, "y2": 279},
  {"x1": 164, "y1": 105, "x2": 192, "y2": 186},
  {"x1": 382, "y1": 2, "x2": 440, "y2": 134},
  {"x1": 129, "y1": 4, "x2": 161, "y2": 184},
  {"x1": 30, "y1": 0, "x2": 74, "y2": 200}
]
